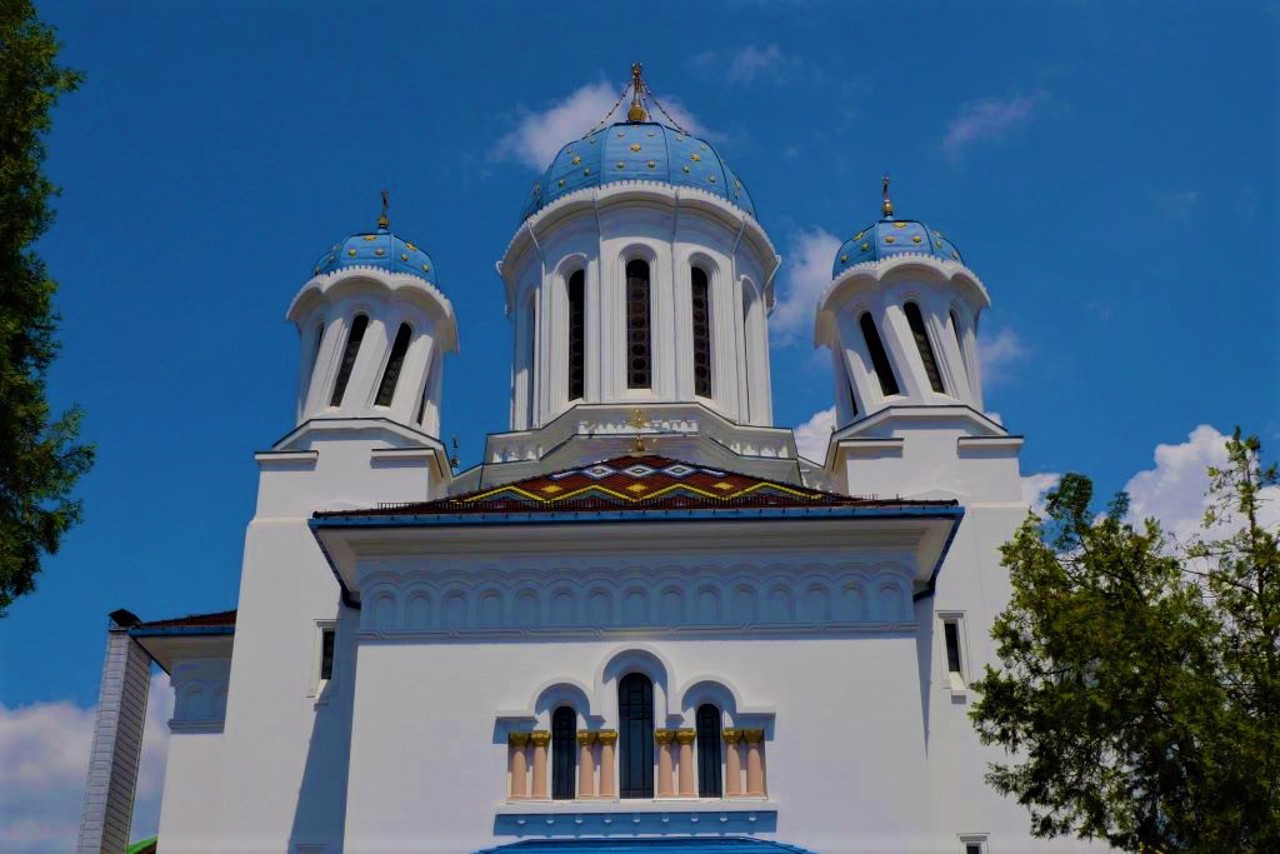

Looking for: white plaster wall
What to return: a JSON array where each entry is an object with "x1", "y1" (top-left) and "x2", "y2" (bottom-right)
[
  {"x1": 342, "y1": 636, "x2": 932, "y2": 854},
  {"x1": 154, "y1": 731, "x2": 225, "y2": 854}
]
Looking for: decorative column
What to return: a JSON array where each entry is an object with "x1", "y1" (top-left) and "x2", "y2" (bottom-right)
[
  {"x1": 743, "y1": 728, "x2": 766, "y2": 797},
  {"x1": 597, "y1": 730, "x2": 618, "y2": 799},
  {"x1": 508, "y1": 732, "x2": 530, "y2": 799},
  {"x1": 577, "y1": 730, "x2": 597, "y2": 799},
  {"x1": 722, "y1": 728, "x2": 742, "y2": 796},
  {"x1": 676, "y1": 728, "x2": 697, "y2": 797},
  {"x1": 654, "y1": 729, "x2": 676, "y2": 797},
  {"x1": 530, "y1": 730, "x2": 551, "y2": 799}
]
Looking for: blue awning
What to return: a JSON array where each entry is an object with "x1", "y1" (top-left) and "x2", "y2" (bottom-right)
[{"x1": 477, "y1": 838, "x2": 817, "y2": 854}]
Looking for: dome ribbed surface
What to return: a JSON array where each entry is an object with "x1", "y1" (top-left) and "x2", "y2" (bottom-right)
[
  {"x1": 832, "y1": 219, "x2": 963, "y2": 278},
  {"x1": 312, "y1": 226, "x2": 437, "y2": 285},
  {"x1": 521, "y1": 121, "x2": 755, "y2": 221}
]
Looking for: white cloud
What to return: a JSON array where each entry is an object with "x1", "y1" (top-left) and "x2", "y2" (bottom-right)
[
  {"x1": 943, "y1": 91, "x2": 1046, "y2": 158},
  {"x1": 1021, "y1": 472, "x2": 1061, "y2": 517},
  {"x1": 976, "y1": 327, "x2": 1027, "y2": 387},
  {"x1": 771, "y1": 228, "x2": 842, "y2": 345},
  {"x1": 693, "y1": 44, "x2": 800, "y2": 86},
  {"x1": 1125, "y1": 425, "x2": 1280, "y2": 545},
  {"x1": 1154, "y1": 190, "x2": 1200, "y2": 223},
  {"x1": 493, "y1": 82, "x2": 622, "y2": 171},
  {"x1": 493, "y1": 81, "x2": 714, "y2": 172},
  {"x1": 728, "y1": 45, "x2": 785, "y2": 84},
  {"x1": 0, "y1": 673, "x2": 172, "y2": 852},
  {"x1": 794, "y1": 406, "x2": 837, "y2": 462}
]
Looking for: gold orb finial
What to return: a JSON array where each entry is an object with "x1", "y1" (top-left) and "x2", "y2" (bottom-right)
[
  {"x1": 378, "y1": 189, "x2": 390, "y2": 229},
  {"x1": 881, "y1": 174, "x2": 894, "y2": 219},
  {"x1": 627, "y1": 62, "x2": 649, "y2": 122}
]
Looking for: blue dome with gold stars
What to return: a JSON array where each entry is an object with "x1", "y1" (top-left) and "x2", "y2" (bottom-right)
[
  {"x1": 831, "y1": 219, "x2": 964, "y2": 278},
  {"x1": 311, "y1": 224, "x2": 437, "y2": 285},
  {"x1": 521, "y1": 121, "x2": 756, "y2": 222}
]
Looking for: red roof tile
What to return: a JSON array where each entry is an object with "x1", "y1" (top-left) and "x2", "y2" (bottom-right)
[
  {"x1": 134, "y1": 609, "x2": 237, "y2": 629},
  {"x1": 317, "y1": 454, "x2": 955, "y2": 518}
]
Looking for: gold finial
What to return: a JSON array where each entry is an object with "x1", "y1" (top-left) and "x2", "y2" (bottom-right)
[
  {"x1": 377, "y1": 189, "x2": 390, "y2": 229},
  {"x1": 627, "y1": 408, "x2": 651, "y2": 453},
  {"x1": 627, "y1": 62, "x2": 649, "y2": 123},
  {"x1": 450, "y1": 435, "x2": 460, "y2": 470},
  {"x1": 881, "y1": 174, "x2": 894, "y2": 219}
]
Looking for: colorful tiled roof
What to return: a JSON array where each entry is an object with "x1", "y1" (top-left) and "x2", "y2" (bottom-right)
[{"x1": 317, "y1": 454, "x2": 955, "y2": 518}]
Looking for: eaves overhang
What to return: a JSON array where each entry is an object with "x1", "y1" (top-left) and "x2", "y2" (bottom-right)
[
  {"x1": 128, "y1": 625, "x2": 235, "y2": 675},
  {"x1": 309, "y1": 503, "x2": 965, "y2": 607}
]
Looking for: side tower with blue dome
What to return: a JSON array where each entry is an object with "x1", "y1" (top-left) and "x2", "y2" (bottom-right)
[
  {"x1": 487, "y1": 65, "x2": 795, "y2": 485},
  {"x1": 288, "y1": 200, "x2": 457, "y2": 440}
]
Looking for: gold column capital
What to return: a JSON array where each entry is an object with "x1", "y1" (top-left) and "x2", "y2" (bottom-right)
[
  {"x1": 596, "y1": 729, "x2": 618, "y2": 746},
  {"x1": 508, "y1": 732, "x2": 530, "y2": 747},
  {"x1": 741, "y1": 728, "x2": 766, "y2": 743},
  {"x1": 722, "y1": 727, "x2": 741, "y2": 743},
  {"x1": 529, "y1": 730, "x2": 551, "y2": 747},
  {"x1": 654, "y1": 728, "x2": 676, "y2": 745},
  {"x1": 576, "y1": 730, "x2": 597, "y2": 746},
  {"x1": 675, "y1": 728, "x2": 697, "y2": 745}
]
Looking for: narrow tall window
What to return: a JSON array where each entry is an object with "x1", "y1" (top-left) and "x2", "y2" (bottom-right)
[
  {"x1": 950, "y1": 310, "x2": 965, "y2": 357},
  {"x1": 904, "y1": 302, "x2": 945, "y2": 393},
  {"x1": 319, "y1": 628, "x2": 335, "y2": 681},
  {"x1": 942, "y1": 616, "x2": 966, "y2": 691},
  {"x1": 551, "y1": 706, "x2": 576, "y2": 800},
  {"x1": 691, "y1": 267, "x2": 712, "y2": 397},
  {"x1": 625, "y1": 260, "x2": 651, "y2": 389},
  {"x1": 374, "y1": 323, "x2": 413, "y2": 406},
  {"x1": 618, "y1": 673, "x2": 654, "y2": 798},
  {"x1": 696, "y1": 704, "x2": 723, "y2": 797},
  {"x1": 330, "y1": 314, "x2": 369, "y2": 406},
  {"x1": 568, "y1": 271, "x2": 585, "y2": 401},
  {"x1": 302, "y1": 321, "x2": 325, "y2": 403},
  {"x1": 859, "y1": 312, "x2": 900, "y2": 397}
]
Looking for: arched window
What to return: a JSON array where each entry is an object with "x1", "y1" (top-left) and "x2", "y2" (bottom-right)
[
  {"x1": 859, "y1": 312, "x2": 900, "y2": 397},
  {"x1": 375, "y1": 323, "x2": 413, "y2": 406},
  {"x1": 625, "y1": 260, "x2": 651, "y2": 389},
  {"x1": 568, "y1": 270, "x2": 585, "y2": 401},
  {"x1": 950, "y1": 309, "x2": 965, "y2": 355},
  {"x1": 696, "y1": 704, "x2": 723, "y2": 797},
  {"x1": 551, "y1": 706, "x2": 576, "y2": 800},
  {"x1": 904, "y1": 302, "x2": 945, "y2": 394},
  {"x1": 302, "y1": 321, "x2": 325, "y2": 403},
  {"x1": 691, "y1": 267, "x2": 712, "y2": 397},
  {"x1": 618, "y1": 673, "x2": 654, "y2": 798},
  {"x1": 330, "y1": 314, "x2": 369, "y2": 406},
  {"x1": 741, "y1": 282, "x2": 756, "y2": 415}
]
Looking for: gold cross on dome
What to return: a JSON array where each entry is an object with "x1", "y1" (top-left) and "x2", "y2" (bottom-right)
[
  {"x1": 627, "y1": 408, "x2": 653, "y2": 454},
  {"x1": 378, "y1": 189, "x2": 390, "y2": 229}
]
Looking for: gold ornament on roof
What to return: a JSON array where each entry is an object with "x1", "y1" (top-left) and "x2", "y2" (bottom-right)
[
  {"x1": 881, "y1": 173, "x2": 894, "y2": 218},
  {"x1": 627, "y1": 408, "x2": 653, "y2": 454},
  {"x1": 378, "y1": 189, "x2": 390, "y2": 229},
  {"x1": 627, "y1": 62, "x2": 649, "y2": 122}
]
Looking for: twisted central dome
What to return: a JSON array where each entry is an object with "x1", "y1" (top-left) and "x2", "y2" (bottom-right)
[{"x1": 520, "y1": 121, "x2": 756, "y2": 222}]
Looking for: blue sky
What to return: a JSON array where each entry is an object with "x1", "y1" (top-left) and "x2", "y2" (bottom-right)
[{"x1": 1, "y1": 1, "x2": 1277, "y2": 846}]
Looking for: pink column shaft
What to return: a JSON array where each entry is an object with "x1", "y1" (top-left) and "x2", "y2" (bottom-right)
[
  {"x1": 744, "y1": 729, "x2": 765, "y2": 796},
  {"x1": 655, "y1": 730, "x2": 675, "y2": 797},
  {"x1": 530, "y1": 731, "x2": 550, "y2": 799},
  {"x1": 509, "y1": 733, "x2": 530, "y2": 799},
  {"x1": 676, "y1": 729, "x2": 696, "y2": 797},
  {"x1": 577, "y1": 731, "x2": 597, "y2": 799},
  {"x1": 723, "y1": 729, "x2": 742, "y2": 796},
  {"x1": 597, "y1": 731, "x2": 618, "y2": 799}
]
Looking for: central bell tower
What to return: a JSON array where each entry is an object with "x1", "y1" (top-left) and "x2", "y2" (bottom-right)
[{"x1": 485, "y1": 65, "x2": 797, "y2": 486}]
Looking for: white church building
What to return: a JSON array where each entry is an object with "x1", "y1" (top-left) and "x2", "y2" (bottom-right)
[{"x1": 78, "y1": 66, "x2": 1081, "y2": 854}]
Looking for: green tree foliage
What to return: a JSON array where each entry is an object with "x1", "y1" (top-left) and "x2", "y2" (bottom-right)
[
  {"x1": 971, "y1": 430, "x2": 1280, "y2": 852},
  {"x1": 0, "y1": 2, "x2": 92, "y2": 616}
]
